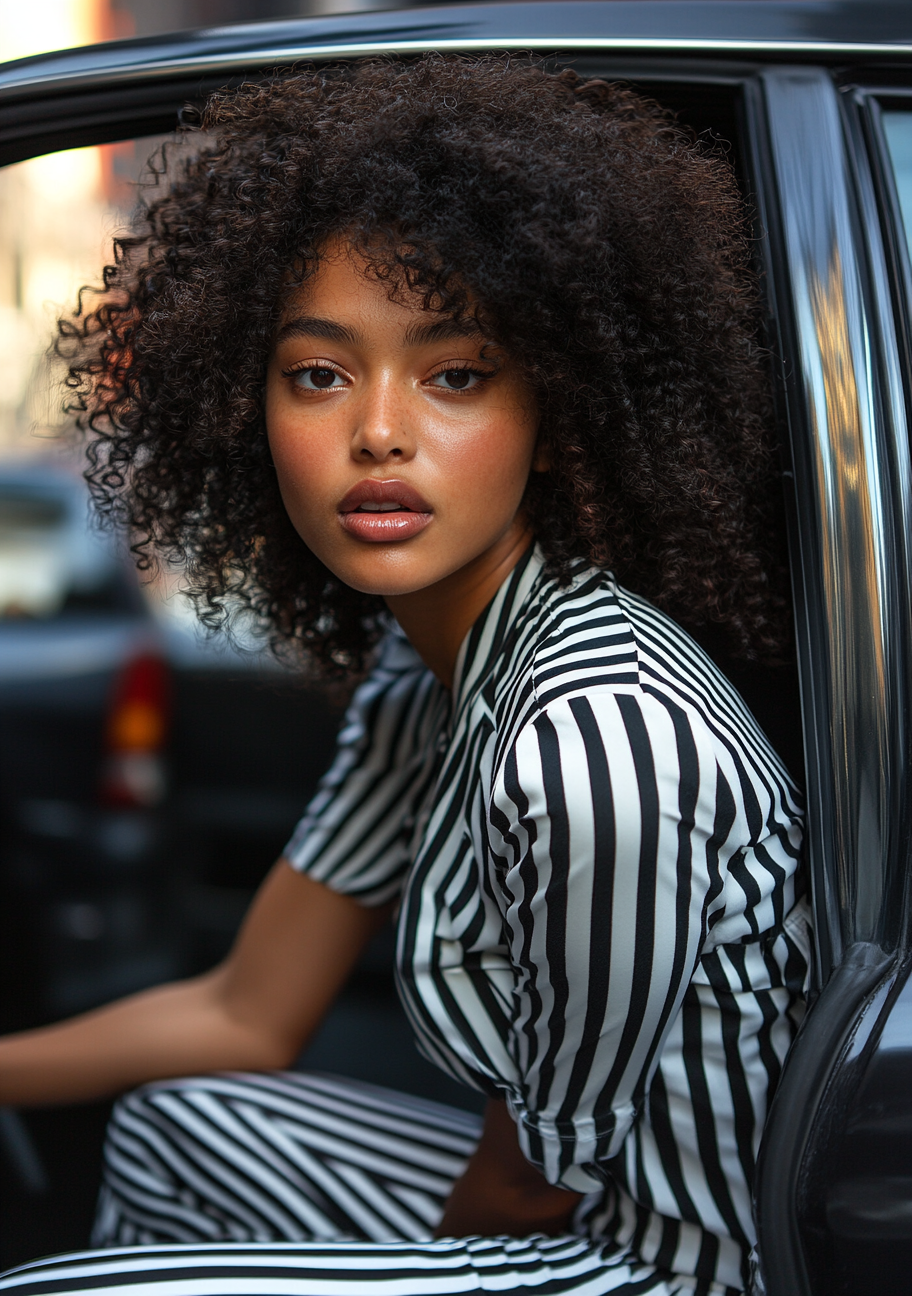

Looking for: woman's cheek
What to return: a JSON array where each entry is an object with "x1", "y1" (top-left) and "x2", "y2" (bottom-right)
[
  {"x1": 267, "y1": 425, "x2": 331, "y2": 550},
  {"x1": 456, "y1": 414, "x2": 538, "y2": 522}
]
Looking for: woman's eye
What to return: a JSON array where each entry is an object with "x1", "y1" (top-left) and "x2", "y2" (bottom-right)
[
  {"x1": 428, "y1": 367, "x2": 488, "y2": 391},
  {"x1": 293, "y1": 366, "x2": 345, "y2": 390}
]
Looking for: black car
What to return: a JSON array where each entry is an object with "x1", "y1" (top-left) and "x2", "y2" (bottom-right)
[
  {"x1": 0, "y1": 460, "x2": 180, "y2": 1031},
  {"x1": 3, "y1": 4, "x2": 912, "y2": 1291}
]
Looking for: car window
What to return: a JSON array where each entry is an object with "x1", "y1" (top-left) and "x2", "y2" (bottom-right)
[{"x1": 881, "y1": 111, "x2": 912, "y2": 258}]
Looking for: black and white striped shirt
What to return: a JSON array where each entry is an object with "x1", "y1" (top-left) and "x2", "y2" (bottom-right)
[{"x1": 286, "y1": 545, "x2": 810, "y2": 1290}]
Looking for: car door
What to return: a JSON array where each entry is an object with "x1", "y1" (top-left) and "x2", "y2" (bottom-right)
[{"x1": 750, "y1": 67, "x2": 912, "y2": 1295}]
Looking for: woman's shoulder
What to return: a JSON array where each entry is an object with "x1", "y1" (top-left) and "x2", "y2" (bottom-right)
[
  {"x1": 513, "y1": 562, "x2": 690, "y2": 705},
  {"x1": 519, "y1": 564, "x2": 641, "y2": 705},
  {"x1": 499, "y1": 563, "x2": 797, "y2": 792}
]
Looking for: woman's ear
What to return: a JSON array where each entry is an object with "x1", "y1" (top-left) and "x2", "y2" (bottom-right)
[{"x1": 532, "y1": 441, "x2": 551, "y2": 473}]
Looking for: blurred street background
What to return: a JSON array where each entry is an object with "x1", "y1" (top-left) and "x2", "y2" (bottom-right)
[{"x1": 0, "y1": 0, "x2": 482, "y2": 1271}]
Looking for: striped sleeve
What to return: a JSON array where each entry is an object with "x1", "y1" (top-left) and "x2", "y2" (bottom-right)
[
  {"x1": 284, "y1": 629, "x2": 447, "y2": 906},
  {"x1": 488, "y1": 687, "x2": 725, "y2": 1194}
]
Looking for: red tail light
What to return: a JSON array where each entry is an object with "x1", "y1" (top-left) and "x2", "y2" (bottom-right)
[{"x1": 99, "y1": 653, "x2": 172, "y2": 808}]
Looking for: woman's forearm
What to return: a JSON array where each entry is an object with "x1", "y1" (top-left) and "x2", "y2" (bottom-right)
[
  {"x1": 0, "y1": 861, "x2": 387, "y2": 1108},
  {"x1": 0, "y1": 969, "x2": 284, "y2": 1107},
  {"x1": 437, "y1": 1098, "x2": 583, "y2": 1239}
]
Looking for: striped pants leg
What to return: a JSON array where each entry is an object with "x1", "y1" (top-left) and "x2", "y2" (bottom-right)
[{"x1": 0, "y1": 1072, "x2": 725, "y2": 1295}]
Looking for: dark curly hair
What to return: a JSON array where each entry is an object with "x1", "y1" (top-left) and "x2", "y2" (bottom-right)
[{"x1": 59, "y1": 54, "x2": 787, "y2": 673}]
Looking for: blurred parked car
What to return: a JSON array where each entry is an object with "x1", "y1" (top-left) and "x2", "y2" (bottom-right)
[
  {"x1": 0, "y1": 459, "x2": 178, "y2": 1032},
  {"x1": 0, "y1": 460, "x2": 348, "y2": 1028}
]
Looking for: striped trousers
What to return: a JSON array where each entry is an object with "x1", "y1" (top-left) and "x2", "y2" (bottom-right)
[{"x1": 0, "y1": 1072, "x2": 736, "y2": 1295}]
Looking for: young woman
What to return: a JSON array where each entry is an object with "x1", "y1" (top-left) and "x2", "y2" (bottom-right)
[{"x1": 0, "y1": 56, "x2": 809, "y2": 1296}]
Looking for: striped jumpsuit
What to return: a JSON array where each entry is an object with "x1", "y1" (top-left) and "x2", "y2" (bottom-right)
[{"x1": 0, "y1": 547, "x2": 810, "y2": 1295}]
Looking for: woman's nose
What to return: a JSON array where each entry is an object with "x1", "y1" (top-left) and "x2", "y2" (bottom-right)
[{"x1": 350, "y1": 382, "x2": 416, "y2": 462}]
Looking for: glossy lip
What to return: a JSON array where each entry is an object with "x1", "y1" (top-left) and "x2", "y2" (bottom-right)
[{"x1": 338, "y1": 478, "x2": 433, "y2": 543}]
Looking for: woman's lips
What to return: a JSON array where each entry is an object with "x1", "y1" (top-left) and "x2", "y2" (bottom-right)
[{"x1": 338, "y1": 479, "x2": 433, "y2": 543}]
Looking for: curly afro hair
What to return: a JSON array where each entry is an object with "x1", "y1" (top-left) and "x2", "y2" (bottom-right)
[{"x1": 60, "y1": 54, "x2": 788, "y2": 674}]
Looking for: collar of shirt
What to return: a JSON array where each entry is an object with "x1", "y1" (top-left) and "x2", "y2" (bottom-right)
[{"x1": 448, "y1": 542, "x2": 546, "y2": 730}]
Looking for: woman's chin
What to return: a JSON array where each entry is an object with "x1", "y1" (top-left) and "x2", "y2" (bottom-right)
[{"x1": 325, "y1": 554, "x2": 449, "y2": 600}]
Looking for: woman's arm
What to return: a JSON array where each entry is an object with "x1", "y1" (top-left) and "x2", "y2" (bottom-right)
[
  {"x1": 436, "y1": 1099, "x2": 583, "y2": 1238},
  {"x1": 488, "y1": 690, "x2": 721, "y2": 1193},
  {"x1": 0, "y1": 860, "x2": 389, "y2": 1107}
]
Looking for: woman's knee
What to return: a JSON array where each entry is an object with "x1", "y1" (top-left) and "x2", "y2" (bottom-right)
[
  {"x1": 104, "y1": 1074, "x2": 233, "y2": 1161},
  {"x1": 110, "y1": 1073, "x2": 251, "y2": 1120},
  {"x1": 107, "y1": 1076, "x2": 195, "y2": 1135}
]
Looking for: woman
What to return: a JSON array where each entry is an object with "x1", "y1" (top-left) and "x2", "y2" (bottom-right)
[{"x1": 0, "y1": 56, "x2": 809, "y2": 1296}]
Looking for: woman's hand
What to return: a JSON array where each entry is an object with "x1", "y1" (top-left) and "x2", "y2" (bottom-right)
[
  {"x1": 0, "y1": 861, "x2": 388, "y2": 1107},
  {"x1": 436, "y1": 1098, "x2": 584, "y2": 1239}
]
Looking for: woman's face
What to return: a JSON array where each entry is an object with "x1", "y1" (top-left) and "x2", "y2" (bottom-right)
[{"x1": 265, "y1": 240, "x2": 541, "y2": 599}]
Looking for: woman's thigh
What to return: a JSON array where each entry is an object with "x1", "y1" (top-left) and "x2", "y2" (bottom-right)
[
  {"x1": 1, "y1": 1073, "x2": 729, "y2": 1295},
  {"x1": 0, "y1": 1237, "x2": 708, "y2": 1296},
  {"x1": 93, "y1": 1071, "x2": 483, "y2": 1245}
]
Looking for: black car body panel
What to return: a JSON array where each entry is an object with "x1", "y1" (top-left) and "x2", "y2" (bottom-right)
[
  {"x1": 3, "y1": 5, "x2": 912, "y2": 1291},
  {"x1": 5, "y1": 3, "x2": 912, "y2": 164}
]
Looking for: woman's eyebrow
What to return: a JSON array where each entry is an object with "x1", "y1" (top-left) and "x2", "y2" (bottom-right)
[
  {"x1": 404, "y1": 317, "x2": 486, "y2": 346},
  {"x1": 275, "y1": 316, "x2": 362, "y2": 346}
]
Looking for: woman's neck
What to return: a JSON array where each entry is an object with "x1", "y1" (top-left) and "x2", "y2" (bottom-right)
[{"x1": 385, "y1": 522, "x2": 533, "y2": 689}]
